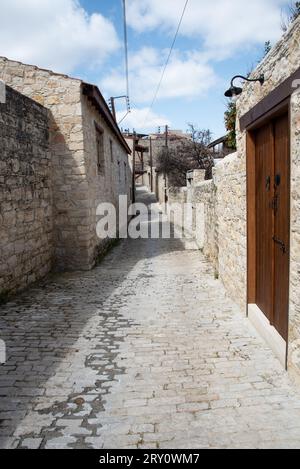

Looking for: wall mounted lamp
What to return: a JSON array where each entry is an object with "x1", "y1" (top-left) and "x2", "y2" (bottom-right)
[{"x1": 224, "y1": 74, "x2": 265, "y2": 101}]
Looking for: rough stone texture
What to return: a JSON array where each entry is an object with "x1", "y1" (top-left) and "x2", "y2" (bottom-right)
[
  {"x1": 289, "y1": 88, "x2": 300, "y2": 378},
  {"x1": 192, "y1": 180, "x2": 218, "y2": 272},
  {"x1": 1, "y1": 188, "x2": 300, "y2": 449},
  {"x1": 167, "y1": 186, "x2": 187, "y2": 205},
  {"x1": 0, "y1": 57, "x2": 85, "y2": 271},
  {"x1": 81, "y1": 96, "x2": 132, "y2": 266},
  {"x1": 214, "y1": 154, "x2": 247, "y2": 308},
  {"x1": 0, "y1": 57, "x2": 131, "y2": 275},
  {"x1": 0, "y1": 86, "x2": 52, "y2": 297}
]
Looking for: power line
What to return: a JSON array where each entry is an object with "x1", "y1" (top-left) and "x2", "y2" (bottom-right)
[
  {"x1": 118, "y1": 110, "x2": 130, "y2": 125},
  {"x1": 113, "y1": 1, "x2": 130, "y2": 125},
  {"x1": 122, "y1": 0, "x2": 130, "y2": 110},
  {"x1": 142, "y1": 0, "x2": 189, "y2": 128}
]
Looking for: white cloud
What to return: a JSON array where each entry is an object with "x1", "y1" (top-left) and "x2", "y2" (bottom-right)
[
  {"x1": 127, "y1": 0, "x2": 287, "y2": 59},
  {"x1": 0, "y1": 0, "x2": 120, "y2": 74},
  {"x1": 101, "y1": 47, "x2": 218, "y2": 104},
  {"x1": 117, "y1": 107, "x2": 171, "y2": 131}
]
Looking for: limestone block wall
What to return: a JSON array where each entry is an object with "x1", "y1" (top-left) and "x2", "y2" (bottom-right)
[
  {"x1": 0, "y1": 57, "x2": 87, "y2": 271},
  {"x1": 214, "y1": 155, "x2": 247, "y2": 309},
  {"x1": 168, "y1": 187, "x2": 187, "y2": 205},
  {"x1": 288, "y1": 88, "x2": 300, "y2": 375},
  {"x1": 172, "y1": 158, "x2": 244, "y2": 294},
  {"x1": 167, "y1": 187, "x2": 187, "y2": 237},
  {"x1": 81, "y1": 95, "x2": 132, "y2": 266},
  {"x1": 156, "y1": 173, "x2": 167, "y2": 205},
  {"x1": 192, "y1": 180, "x2": 218, "y2": 272},
  {"x1": 0, "y1": 86, "x2": 52, "y2": 298},
  {"x1": 144, "y1": 167, "x2": 154, "y2": 193}
]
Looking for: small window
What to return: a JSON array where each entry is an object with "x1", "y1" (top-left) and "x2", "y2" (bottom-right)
[
  {"x1": 110, "y1": 139, "x2": 114, "y2": 163},
  {"x1": 118, "y1": 161, "x2": 121, "y2": 182},
  {"x1": 95, "y1": 124, "x2": 104, "y2": 174},
  {"x1": 124, "y1": 162, "x2": 127, "y2": 183}
]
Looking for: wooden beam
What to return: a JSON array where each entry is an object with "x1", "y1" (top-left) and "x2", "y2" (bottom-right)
[{"x1": 240, "y1": 66, "x2": 300, "y2": 131}]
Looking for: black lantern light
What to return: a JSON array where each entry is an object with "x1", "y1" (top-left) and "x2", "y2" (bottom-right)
[{"x1": 225, "y1": 74, "x2": 265, "y2": 101}]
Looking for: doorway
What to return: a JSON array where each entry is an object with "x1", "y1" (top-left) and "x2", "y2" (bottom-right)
[{"x1": 247, "y1": 105, "x2": 290, "y2": 361}]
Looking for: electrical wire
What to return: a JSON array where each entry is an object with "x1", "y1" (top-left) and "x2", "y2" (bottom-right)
[
  {"x1": 141, "y1": 0, "x2": 189, "y2": 128},
  {"x1": 118, "y1": 110, "x2": 130, "y2": 125},
  {"x1": 122, "y1": 0, "x2": 130, "y2": 111}
]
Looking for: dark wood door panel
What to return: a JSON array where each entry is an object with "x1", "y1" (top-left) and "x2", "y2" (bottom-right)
[{"x1": 255, "y1": 123, "x2": 274, "y2": 324}]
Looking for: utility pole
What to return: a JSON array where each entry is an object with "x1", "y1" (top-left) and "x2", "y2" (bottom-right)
[
  {"x1": 149, "y1": 136, "x2": 153, "y2": 193},
  {"x1": 164, "y1": 125, "x2": 168, "y2": 204},
  {"x1": 132, "y1": 132, "x2": 136, "y2": 204},
  {"x1": 165, "y1": 124, "x2": 168, "y2": 148},
  {"x1": 109, "y1": 95, "x2": 130, "y2": 121}
]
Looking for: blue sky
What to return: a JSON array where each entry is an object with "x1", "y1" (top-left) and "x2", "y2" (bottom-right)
[{"x1": 0, "y1": 0, "x2": 291, "y2": 139}]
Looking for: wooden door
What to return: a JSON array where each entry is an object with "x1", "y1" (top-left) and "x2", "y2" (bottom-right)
[
  {"x1": 255, "y1": 123, "x2": 274, "y2": 324},
  {"x1": 254, "y1": 113, "x2": 289, "y2": 341}
]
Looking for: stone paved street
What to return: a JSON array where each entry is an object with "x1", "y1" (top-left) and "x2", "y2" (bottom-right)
[{"x1": 1, "y1": 188, "x2": 300, "y2": 449}]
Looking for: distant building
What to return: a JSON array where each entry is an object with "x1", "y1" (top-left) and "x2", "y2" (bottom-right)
[
  {"x1": 0, "y1": 57, "x2": 132, "y2": 297},
  {"x1": 208, "y1": 135, "x2": 233, "y2": 162},
  {"x1": 149, "y1": 129, "x2": 192, "y2": 142}
]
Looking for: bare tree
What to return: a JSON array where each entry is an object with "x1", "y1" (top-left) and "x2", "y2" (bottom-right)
[
  {"x1": 156, "y1": 125, "x2": 214, "y2": 187},
  {"x1": 187, "y1": 124, "x2": 212, "y2": 146}
]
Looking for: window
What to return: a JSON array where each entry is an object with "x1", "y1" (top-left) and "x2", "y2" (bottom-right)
[
  {"x1": 95, "y1": 123, "x2": 104, "y2": 174},
  {"x1": 110, "y1": 139, "x2": 114, "y2": 163},
  {"x1": 118, "y1": 161, "x2": 121, "y2": 182},
  {"x1": 124, "y1": 162, "x2": 127, "y2": 183}
]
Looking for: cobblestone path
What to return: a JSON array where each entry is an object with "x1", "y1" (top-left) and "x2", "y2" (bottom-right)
[{"x1": 1, "y1": 188, "x2": 300, "y2": 449}]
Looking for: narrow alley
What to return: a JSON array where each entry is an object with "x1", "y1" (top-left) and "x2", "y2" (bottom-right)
[{"x1": 1, "y1": 188, "x2": 300, "y2": 449}]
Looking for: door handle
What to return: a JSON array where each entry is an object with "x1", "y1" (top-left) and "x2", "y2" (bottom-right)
[
  {"x1": 275, "y1": 174, "x2": 281, "y2": 188},
  {"x1": 273, "y1": 236, "x2": 287, "y2": 254}
]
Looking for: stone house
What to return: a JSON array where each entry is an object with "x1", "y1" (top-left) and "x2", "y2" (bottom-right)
[
  {"x1": 208, "y1": 135, "x2": 234, "y2": 162},
  {"x1": 0, "y1": 58, "x2": 132, "y2": 298},
  {"x1": 169, "y1": 17, "x2": 300, "y2": 381}
]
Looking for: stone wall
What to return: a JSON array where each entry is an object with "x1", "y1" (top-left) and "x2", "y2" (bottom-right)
[
  {"x1": 0, "y1": 57, "x2": 132, "y2": 273},
  {"x1": 214, "y1": 154, "x2": 247, "y2": 308},
  {"x1": 193, "y1": 180, "x2": 218, "y2": 272},
  {"x1": 81, "y1": 94, "x2": 132, "y2": 266},
  {"x1": 0, "y1": 86, "x2": 52, "y2": 298},
  {"x1": 142, "y1": 167, "x2": 166, "y2": 205},
  {"x1": 173, "y1": 160, "x2": 244, "y2": 295},
  {"x1": 288, "y1": 86, "x2": 300, "y2": 376},
  {"x1": 154, "y1": 172, "x2": 165, "y2": 205},
  {"x1": 0, "y1": 57, "x2": 87, "y2": 271}
]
